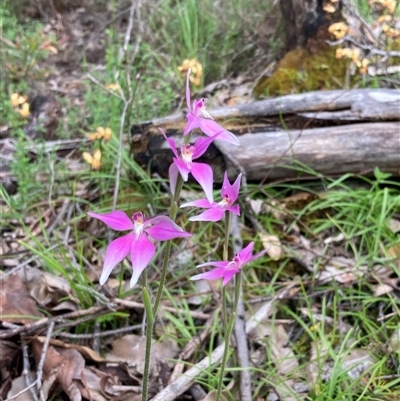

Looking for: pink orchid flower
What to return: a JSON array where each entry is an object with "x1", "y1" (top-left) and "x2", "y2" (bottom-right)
[
  {"x1": 183, "y1": 70, "x2": 240, "y2": 146},
  {"x1": 162, "y1": 129, "x2": 218, "y2": 203},
  {"x1": 181, "y1": 172, "x2": 241, "y2": 222},
  {"x1": 88, "y1": 210, "x2": 191, "y2": 288},
  {"x1": 190, "y1": 242, "x2": 265, "y2": 286}
]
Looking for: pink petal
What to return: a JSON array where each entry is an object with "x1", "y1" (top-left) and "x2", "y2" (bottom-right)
[
  {"x1": 190, "y1": 266, "x2": 227, "y2": 281},
  {"x1": 100, "y1": 233, "x2": 134, "y2": 284},
  {"x1": 186, "y1": 69, "x2": 192, "y2": 111},
  {"x1": 191, "y1": 162, "x2": 214, "y2": 203},
  {"x1": 180, "y1": 198, "x2": 214, "y2": 208},
  {"x1": 238, "y1": 242, "x2": 255, "y2": 265},
  {"x1": 249, "y1": 248, "x2": 269, "y2": 263},
  {"x1": 190, "y1": 266, "x2": 239, "y2": 286},
  {"x1": 173, "y1": 158, "x2": 190, "y2": 181},
  {"x1": 221, "y1": 172, "x2": 242, "y2": 203},
  {"x1": 192, "y1": 134, "x2": 220, "y2": 159},
  {"x1": 145, "y1": 216, "x2": 191, "y2": 240},
  {"x1": 88, "y1": 211, "x2": 134, "y2": 231},
  {"x1": 227, "y1": 204, "x2": 240, "y2": 216},
  {"x1": 169, "y1": 163, "x2": 179, "y2": 196},
  {"x1": 130, "y1": 233, "x2": 155, "y2": 288},
  {"x1": 183, "y1": 114, "x2": 200, "y2": 136},
  {"x1": 161, "y1": 129, "x2": 179, "y2": 158},
  {"x1": 198, "y1": 119, "x2": 240, "y2": 145},
  {"x1": 221, "y1": 268, "x2": 240, "y2": 286},
  {"x1": 196, "y1": 261, "x2": 230, "y2": 269},
  {"x1": 230, "y1": 173, "x2": 242, "y2": 202},
  {"x1": 189, "y1": 207, "x2": 225, "y2": 222}
]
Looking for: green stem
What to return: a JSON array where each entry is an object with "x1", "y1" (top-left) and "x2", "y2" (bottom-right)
[
  {"x1": 141, "y1": 288, "x2": 154, "y2": 401},
  {"x1": 222, "y1": 287, "x2": 227, "y2": 328},
  {"x1": 216, "y1": 269, "x2": 242, "y2": 401},
  {"x1": 216, "y1": 311, "x2": 236, "y2": 401},
  {"x1": 141, "y1": 173, "x2": 185, "y2": 401}
]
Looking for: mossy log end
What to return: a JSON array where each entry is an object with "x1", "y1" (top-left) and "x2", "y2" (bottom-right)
[{"x1": 130, "y1": 89, "x2": 400, "y2": 183}]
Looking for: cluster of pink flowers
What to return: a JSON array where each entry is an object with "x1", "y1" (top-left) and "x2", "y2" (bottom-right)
[{"x1": 88, "y1": 71, "x2": 264, "y2": 288}]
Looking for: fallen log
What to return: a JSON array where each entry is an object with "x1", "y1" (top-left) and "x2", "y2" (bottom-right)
[
  {"x1": 215, "y1": 122, "x2": 400, "y2": 181},
  {"x1": 130, "y1": 89, "x2": 400, "y2": 182}
]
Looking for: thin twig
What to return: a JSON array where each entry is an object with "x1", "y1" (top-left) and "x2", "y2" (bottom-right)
[
  {"x1": 36, "y1": 322, "x2": 55, "y2": 401},
  {"x1": 22, "y1": 339, "x2": 39, "y2": 401},
  {"x1": 86, "y1": 73, "x2": 124, "y2": 101},
  {"x1": 0, "y1": 304, "x2": 118, "y2": 339},
  {"x1": 56, "y1": 323, "x2": 142, "y2": 339}
]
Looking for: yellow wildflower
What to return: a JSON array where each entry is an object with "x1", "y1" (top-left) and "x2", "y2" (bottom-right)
[
  {"x1": 357, "y1": 59, "x2": 370, "y2": 75},
  {"x1": 328, "y1": 22, "x2": 349, "y2": 39},
  {"x1": 105, "y1": 83, "x2": 121, "y2": 91},
  {"x1": 11, "y1": 93, "x2": 27, "y2": 107},
  {"x1": 87, "y1": 127, "x2": 112, "y2": 141},
  {"x1": 18, "y1": 103, "x2": 30, "y2": 118},
  {"x1": 83, "y1": 149, "x2": 102, "y2": 170},
  {"x1": 178, "y1": 58, "x2": 203, "y2": 86}
]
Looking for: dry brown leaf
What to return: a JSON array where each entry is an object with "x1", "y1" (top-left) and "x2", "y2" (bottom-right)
[
  {"x1": 76, "y1": 367, "x2": 141, "y2": 401},
  {"x1": 35, "y1": 337, "x2": 104, "y2": 363},
  {"x1": 317, "y1": 257, "x2": 367, "y2": 284},
  {"x1": 342, "y1": 349, "x2": 375, "y2": 380},
  {"x1": 386, "y1": 243, "x2": 400, "y2": 268},
  {"x1": 388, "y1": 323, "x2": 400, "y2": 353},
  {"x1": 0, "y1": 274, "x2": 43, "y2": 324},
  {"x1": 0, "y1": 340, "x2": 20, "y2": 374},
  {"x1": 373, "y1": 283, "x2": 394, "y2": 297},
  {"x1": 32, "y1": 339, "x2": 85, "y2": 401},
  {"x1": 6, "y1": 375, "x2": 37, "y2": 401},
  {"x1": 106, "y1": 334, "x2": 178, "y2": 375},
  {"x1": 259, "y1": 233, "x2": 283, "y2": 260},
  {"x1": 249, "y1": 199, "x2": 264, "y2": 215},
  {"x1": 17, "y1": 267, "x2": 78, "y2": 313}
]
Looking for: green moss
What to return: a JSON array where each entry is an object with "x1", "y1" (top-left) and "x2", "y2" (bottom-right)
[{"x1": 254, "y1": 46, "x2": 358, "y2": 97}]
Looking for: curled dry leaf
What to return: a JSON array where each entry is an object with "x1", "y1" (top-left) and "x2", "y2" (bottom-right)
[
  {"x1": 6, "y1": 374, "x2": 37, "y2": 401},
  {"x1": 373, "y1": 283, "x2": 394, "y2": 297},
  {"x1": 342, "y1": 349, "x2": 375, "y2": 380},
  {"x1": 249, "y1": 199, "x2": 264, "y2": 215},
  {"x1": 76, "y1": 367, "x2": 141, "y2": 401},
  {"x1": 16, "y1": 267, "x2": 78, "y2": 313},
  {"x1": 106, "y1": 334, "x2": 178, "y2": 376},
  {"x1": 317, "y1": 257, "x2": 367, "y2": 284},
  {"x1": 32, "y1": 338, "x2": 85, "y2": 401},
  {"x1": 0, "y1": 274, "x2": 43, "y2": 324},
  {"x1": 388, "y1": 323, "x2": 400, "y2": 353},
  {"x1": 35, "y1": 337, "x2": 104, "y2": 363},
  {"x1": 259, "y1": 233, "x2": 283, "y2": 260}
]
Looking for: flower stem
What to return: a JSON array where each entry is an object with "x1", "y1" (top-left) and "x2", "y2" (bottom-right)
[
  {"x1": 221, "y1": 212, "x2": 231, "y2": 331},
  {"x1": 216, "y1": 311, "x2": 236, "y2": 401},
  {"x1": 141, "y1": 288, "x2": 154, "y2": 401},
  {"x1": 141, "y1": 174, "x2": 184, "y2": 401}
]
